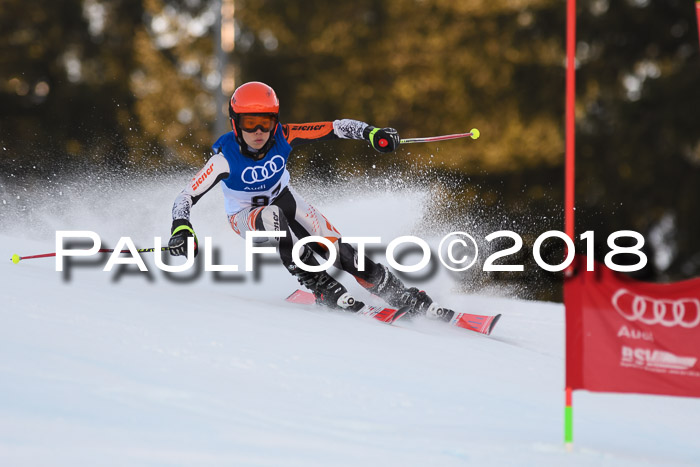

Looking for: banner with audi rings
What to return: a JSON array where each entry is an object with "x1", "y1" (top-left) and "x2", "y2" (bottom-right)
[{"x1": 565, "y1": 255, "x2": 700, "y2": 398}]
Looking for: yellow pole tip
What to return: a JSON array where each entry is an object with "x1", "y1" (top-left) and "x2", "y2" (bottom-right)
[
  {"x1": 11, "y1": 254, "x2": 21, "y2": 264},
  {"x1": 470, "y1": 128, "x2": 480, "y2": 140}
]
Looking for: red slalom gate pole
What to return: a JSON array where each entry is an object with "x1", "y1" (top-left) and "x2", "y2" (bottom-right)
[
  {"x1": 11, "y1": 247, "x2": 170, "y2": 264},
  {"x1": 696, "y1": 1, "x2": 700, "y2": 51},
  {"x1": 565, "y1": 0, "x2": 576, "y2": 245},
  {"x1": 564, "y1": 0, "x2": 577, "y2": 450}
]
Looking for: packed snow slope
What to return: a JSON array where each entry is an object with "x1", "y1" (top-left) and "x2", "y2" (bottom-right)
[{"x1": 1, "y1": 175, "x2": 699, "y2": 466}]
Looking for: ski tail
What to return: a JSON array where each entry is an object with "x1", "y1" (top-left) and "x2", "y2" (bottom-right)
[
  {"x1": 286, "y1": 289, "x2": 317, "y2": 305},
  {"x1": 451, "y1": 312, "x2": 502, "y2": 335}
]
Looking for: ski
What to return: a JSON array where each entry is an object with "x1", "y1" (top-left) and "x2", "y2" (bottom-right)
[
  {"x1": 357, "y1": 304, "x2": 410, "y2": 324},
  {"x1": 285, "y1": 289, "x2": 409, "y2": 324},
  {"x1": 448, "y1": 311, "x2": 501, "y2": 336},
  {"x1": 285, "y1": 289, "x2": 501, "y2": 334}
]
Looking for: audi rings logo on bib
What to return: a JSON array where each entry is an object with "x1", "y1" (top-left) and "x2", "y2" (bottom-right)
[
  {"x1": 612, "y1": 289, "x2": 700, "y2": 328},
  {"x1": 241, "y1": 155, "x2": 285, "y2": 184}
]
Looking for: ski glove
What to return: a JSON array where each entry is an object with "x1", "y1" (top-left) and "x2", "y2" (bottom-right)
[
  {"x1": 363, "y1": 126, "x2": 400, "y2": 153},
  {"x1": 168, "y1": 219, "x2": 199, "y2": 257}
]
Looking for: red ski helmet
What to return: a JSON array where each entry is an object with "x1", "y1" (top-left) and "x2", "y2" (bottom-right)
[
  {"x1": 228, "y1": 81, "x2": 280, "y2": 157},
  {"x1": 229, "y1": 81, "x2": 279, "y2": 116}
]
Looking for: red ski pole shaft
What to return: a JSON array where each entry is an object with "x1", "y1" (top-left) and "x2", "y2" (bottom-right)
[
  {"x1": 11, "y1": 247, "x2": 170, "y2": 264},
  {"x1": 399, "y1": 128, "x2": 480, "y2": 144}
]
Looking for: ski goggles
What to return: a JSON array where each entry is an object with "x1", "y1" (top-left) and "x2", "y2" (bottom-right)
[{"x1": 238, "y1": 114, "x2": 277, "y2": 133}]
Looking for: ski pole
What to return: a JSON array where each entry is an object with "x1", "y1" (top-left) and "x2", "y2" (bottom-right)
[
  {"x1": 399, "y1": 128, "x2": 480, "y2": 144},
  {"x1": 10, "y1": 247, "x2": 172, "y2": 264}
]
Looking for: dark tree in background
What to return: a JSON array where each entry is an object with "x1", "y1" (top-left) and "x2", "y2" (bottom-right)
[{"x1": 575, "y1": 0, "x2": 700, "y2": 279}]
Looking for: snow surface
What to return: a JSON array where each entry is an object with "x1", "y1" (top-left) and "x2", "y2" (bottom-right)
[{"x1": 1, "y1": 176, "x2": 699, "y2": 466}]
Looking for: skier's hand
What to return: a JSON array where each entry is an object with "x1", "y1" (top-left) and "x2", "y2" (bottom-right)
[
  {"x1": 363, "y1": 126, "x2": 400, "y2": 153},
  {"x1": 168, "y1": 220, "x2": 198, "y2": 257}
]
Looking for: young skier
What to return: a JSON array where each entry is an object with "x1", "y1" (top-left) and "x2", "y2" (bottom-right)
[{"x1": 168, "y1": 81, "x2": 453, "y2": 320}]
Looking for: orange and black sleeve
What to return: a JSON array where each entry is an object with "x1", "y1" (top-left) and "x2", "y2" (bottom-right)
[{"x1": 282, "y1": 122, "x2": 339, "y2": 147}]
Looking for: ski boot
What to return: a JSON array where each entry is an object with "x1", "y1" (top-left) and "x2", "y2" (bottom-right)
[
  {"x1": 313, "y1": 271, "x2": 366, "y2": 312},
  {"x1": 364, "y1": 264, "x2": 455, "y2": 321},
  {"x1": 291, "y1": 267, "x2": 365, "y2": 312}
]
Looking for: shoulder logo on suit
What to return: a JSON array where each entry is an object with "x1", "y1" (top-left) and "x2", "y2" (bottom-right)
[{"x1": 191, "y1": 163, "x2": 215, "y2": 191}]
